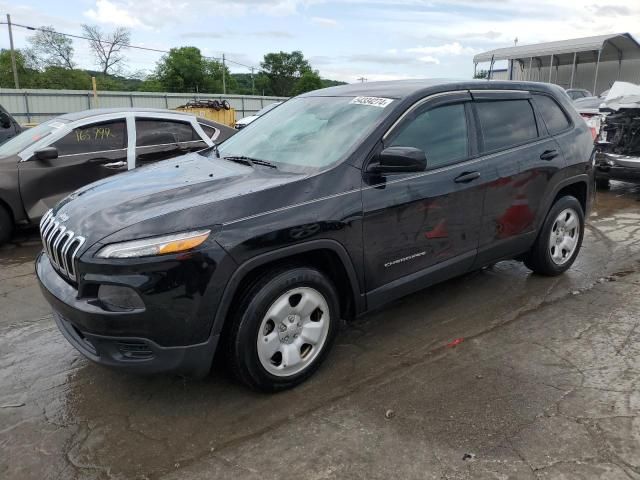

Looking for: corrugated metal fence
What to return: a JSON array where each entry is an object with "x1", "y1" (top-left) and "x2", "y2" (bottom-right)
[{"x1": 0, "y1": 88, "x2": 288, "y2": 124}]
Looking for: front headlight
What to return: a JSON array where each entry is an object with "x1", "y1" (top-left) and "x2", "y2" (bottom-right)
[{"x1": 96, "y1": 230, "x2": 211, "y2": 259}]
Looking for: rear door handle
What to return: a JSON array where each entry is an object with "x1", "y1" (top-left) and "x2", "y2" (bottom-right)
[
  {"x1": 454, "y1": 171, "x2": 480, "y2": 183},
  {"x1": 101, "y1": 160, "x2": 127, "y2": 169},
  {"x1": 540, "y1": 149, "x2": 559, "y2": 161}
]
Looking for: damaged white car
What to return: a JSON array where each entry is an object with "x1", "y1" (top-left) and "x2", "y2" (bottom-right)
[{"x1": 593, "y1": 82, "x2": 640, "y2": 189}]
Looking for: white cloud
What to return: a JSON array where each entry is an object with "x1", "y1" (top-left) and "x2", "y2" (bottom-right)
[
  {"x1": 84, "y1": 0, "x2": 144, "y2": 27},
  {"x1": 311, "y1": 16, "x2": 338, "y2": 27},
  {"x1": 418, "y1": 56, "x2": 440, "y2": 65},
  {"x1": 406, "y1": 42, "x2": 478, "y2": 57}
]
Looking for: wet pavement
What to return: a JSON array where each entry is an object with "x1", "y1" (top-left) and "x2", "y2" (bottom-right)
[{"x1": 1, "y1": 182, "x2": 640, "y2": 480}]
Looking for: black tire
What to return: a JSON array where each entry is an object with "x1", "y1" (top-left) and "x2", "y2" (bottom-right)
[
  {"x1": 225, "y1": 267, "x2": 339, "y2": 392},
  {"x1": 524, "y1": 196, "x2": 584, "y2": 276},
  {"x1": 0, "y1": 206, "x2": 13, "y2": 245},
  {"x1": 595, "y1": 177, "x2": 610, "y2": 190}
]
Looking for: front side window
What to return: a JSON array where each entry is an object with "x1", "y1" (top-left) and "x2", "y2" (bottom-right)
[
  {"x1": 218, "y1": 96, "x2": 393, "y2": 173},
  {"x1": 532, "y1": 94, "x2": 571, "y2": 134},
  {"x1": 390, "y1": 103, "x2": 469, "y2": 168},
  {"x1": 53, "y1": 120, "x2": 127, "y2": 156},
  {"x1": 476, "y1": 100, "x2": 538, "y2": 152},
  {"x1": 136, "y1": 119, "x2": 197, "y2": 147}
]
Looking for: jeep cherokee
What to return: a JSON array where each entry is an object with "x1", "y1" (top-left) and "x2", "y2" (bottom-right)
[{"x1": 36, "y1": 80, "x2": 595, "y2": 391}]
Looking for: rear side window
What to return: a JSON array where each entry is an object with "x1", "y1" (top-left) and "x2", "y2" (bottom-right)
[
  {"x1": 532, "y1": 94, "x2": 571, "y2": 134},
  {"x1": 476, "y1": 100, "x2": 538, "y2": 152},
  {"x1": 53, "y1": 120, "x2": 127, "y2": 156},
  {"x1": 390, "y1": 103, "x2": 468, "y2": 168},
  {"x1": 136, "y1": 119, "x2": 197, "y2": 147},
  {"x1": 199, "y1": 124, "x2": 217, "y2": 138}
]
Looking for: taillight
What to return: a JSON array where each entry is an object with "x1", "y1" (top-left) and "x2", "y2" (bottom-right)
[{"x1": 581, "y1": 114, "x2": 601, "y2": 141}]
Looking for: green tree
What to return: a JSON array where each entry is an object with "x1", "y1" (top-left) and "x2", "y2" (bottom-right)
[
  {"x1": 28, "y1": 26, "x2": 75, "y2": 69},
  {"x1": 35, "y1": 67, "x2": 91, "y2": 89},
  {"x1": 293, "y1": 70, "x2": 323, "y2": 95},
  {"x1": 473, "y1": 69, "x2": 489, "y2": 79},
  {"x1": 154, "y1": 46, "x2": 231, "y2": 93},
  {"x1": 260, "y1": 51, "x2": 312, "y2": 96},
  {"x1": 0, "y1": 49, "x2": 37, "y2": 88}
]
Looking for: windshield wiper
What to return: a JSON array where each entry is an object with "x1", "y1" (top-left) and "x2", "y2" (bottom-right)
[{"x1": 223, "y1": 155, "x2": 277, "y2": 169}]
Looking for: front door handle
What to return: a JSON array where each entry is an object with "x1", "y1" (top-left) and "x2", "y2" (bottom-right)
[
  {"x1": 540, "y1": 149, "x2": 559, "y2": 161},
  {"x1": 454, "y1": 171, "x2": 480, "y2": 183}
]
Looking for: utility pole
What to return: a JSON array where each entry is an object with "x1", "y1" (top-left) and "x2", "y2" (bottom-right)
[
  {"x1": 7, "y1": 14, "x2": 20, "y2": 89},
  {"x1": 357, "y1": 76, "x2": 367, "y2": 83},
  {"x1": 222, "y1": 53, "x2": 226, "y2": 95},
  {"x1": 251, "y1": 67, "x2": 255, "y2": 95}
]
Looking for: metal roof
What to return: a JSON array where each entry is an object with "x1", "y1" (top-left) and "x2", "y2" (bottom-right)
[{"x1": 473, "y1": 33, "x2": 640, "y2": 63}]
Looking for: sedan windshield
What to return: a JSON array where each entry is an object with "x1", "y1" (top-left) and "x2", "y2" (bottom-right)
[
  {"x1": 218, "y1": 96, "x2": 394, "y2": 173},
  {"x1": 0, "y1": 120, "x2": 68, "y2": 157}
]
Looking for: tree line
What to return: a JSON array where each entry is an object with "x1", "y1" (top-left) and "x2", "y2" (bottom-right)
[{"x1": 0, "y1": 25, "x2": 345, "y2": 96}]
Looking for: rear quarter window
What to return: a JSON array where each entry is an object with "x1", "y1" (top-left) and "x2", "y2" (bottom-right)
[
  {"x1": 532, "y1": 94, "x2": 571, "y2": 134},
  {"x1": 476, "y1": 100, "x2": 538, "y2": 152}
]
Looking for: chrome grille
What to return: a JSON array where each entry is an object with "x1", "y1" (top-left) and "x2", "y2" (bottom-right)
[{"x1": 39, "y1": 210, "x2": 86, "y2": 281}]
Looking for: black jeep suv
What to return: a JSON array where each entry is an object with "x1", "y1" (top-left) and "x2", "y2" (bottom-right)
[{"x1": 37, "y1": 80, "x2": 594, "y2": 391}]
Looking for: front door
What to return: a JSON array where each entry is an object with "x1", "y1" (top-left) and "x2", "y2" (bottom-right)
[
  {"x1": 18, "y1": 118, "x2": 128, "y2": 220},
  {"x1": 362, "y1": 92, "x2": 487, "y2": 305}
]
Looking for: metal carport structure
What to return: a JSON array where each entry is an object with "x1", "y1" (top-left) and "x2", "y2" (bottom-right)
[{"x1": 473, "y1": 33, "x2": 640, "y2": 95}]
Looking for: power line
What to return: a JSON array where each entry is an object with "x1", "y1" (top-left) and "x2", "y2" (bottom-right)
[{"x1": 0, "y1": 20, "x2": 261, "y2": 73}]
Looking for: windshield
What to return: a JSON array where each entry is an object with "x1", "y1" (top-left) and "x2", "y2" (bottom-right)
[
  {"x1": 218, "y1": 96, "x2": 394, "y2": 172},
  {"x1": 0, "y1": 119, "x2": 68, "y2": 157}
]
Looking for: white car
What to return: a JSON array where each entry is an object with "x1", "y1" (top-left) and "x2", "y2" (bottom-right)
[{"x1": 235, "y1": 102, "x2": 282, "y2": 129}]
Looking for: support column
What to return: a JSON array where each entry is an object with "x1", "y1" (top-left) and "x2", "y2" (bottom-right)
[
  {"x1": 548, "y1": 55, "x2": 554, "y2": 83},
  {"x1": 570, "y1": 52, "x2": 577, "y2": 88},
  {"x1": 617, "y1": 52, "x2": 623, "y2": 80},
  {"x1": 593, "y1": 48, "x2": 602, "y2": 95},
  {"x1": 528, "y1": 57, "x2": 533, "y2": 81}
]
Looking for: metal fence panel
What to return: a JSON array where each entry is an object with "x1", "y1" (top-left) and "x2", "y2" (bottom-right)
[{"x1": 0, "y1": 88, "x2": 287, "y2": 124}]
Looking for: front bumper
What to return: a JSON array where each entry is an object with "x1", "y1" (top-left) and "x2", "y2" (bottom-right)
[{"x1": 36, "y1": 252, "x2": 221, "y2": 377}]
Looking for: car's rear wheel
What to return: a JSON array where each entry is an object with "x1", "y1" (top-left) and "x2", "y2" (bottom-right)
[
  {"x1": 524, "y1": 196, "x2": 584, "y2": 276},
  {"x1": 226, "y1": 267, "x2": 339, "y2": 391},
  {"x1": 0, "y1": 206, "x2": 13, "y2": 245}
]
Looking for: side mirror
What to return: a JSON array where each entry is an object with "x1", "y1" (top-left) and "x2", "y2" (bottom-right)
[
  {"x1": 34, "y1": 147, "x2": 59, "y2": 161},
  {"x1": 367, "y1": 146, "x2": 427, "y2": 174},
  {"x1": 0, "y1": 112, "x2": 11, "y2": 129}
]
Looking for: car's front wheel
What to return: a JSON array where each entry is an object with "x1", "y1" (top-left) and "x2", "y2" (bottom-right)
[
  {"x1": 524, "y1": 195, "x2": 584, "y2": 276},
  {"x1": 226, "y1": 267, "x2": 339, "y2": 391}
]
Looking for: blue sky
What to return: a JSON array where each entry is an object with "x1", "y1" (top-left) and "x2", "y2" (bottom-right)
[{"x1": 3, "y1": 0, "x2": 640, "y2": 83}]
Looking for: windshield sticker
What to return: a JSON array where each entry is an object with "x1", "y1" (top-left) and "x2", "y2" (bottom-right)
[{"x1": 349, "y1": 96, "x2": 394, "y2": 108}]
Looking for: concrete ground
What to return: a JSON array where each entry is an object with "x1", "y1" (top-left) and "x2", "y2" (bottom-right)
[{"x1": 1, "y1": 183, "x2": 640, "y2": 480}]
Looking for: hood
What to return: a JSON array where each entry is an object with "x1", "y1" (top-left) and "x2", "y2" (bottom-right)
[
  {"x1": 600, "y1": 81, "x2": 640, "y2": 112},
  {"x1": 51, "y1": 152, "x2": 303, "y2": 245}
]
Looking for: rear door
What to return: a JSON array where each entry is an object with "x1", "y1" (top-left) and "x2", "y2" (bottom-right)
[
  {"x1": 135, "y1": 118, "x2": 208, "y2": 167},
  {"x1": 471, "y1": 91, "x2": 565, "y2": 266},
  {"x1": 362, "y1": 92, "x2": 487, "y2": 305},
  {"x1": 18, "y1": 118, "x2": 128, "y2": 220}
]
